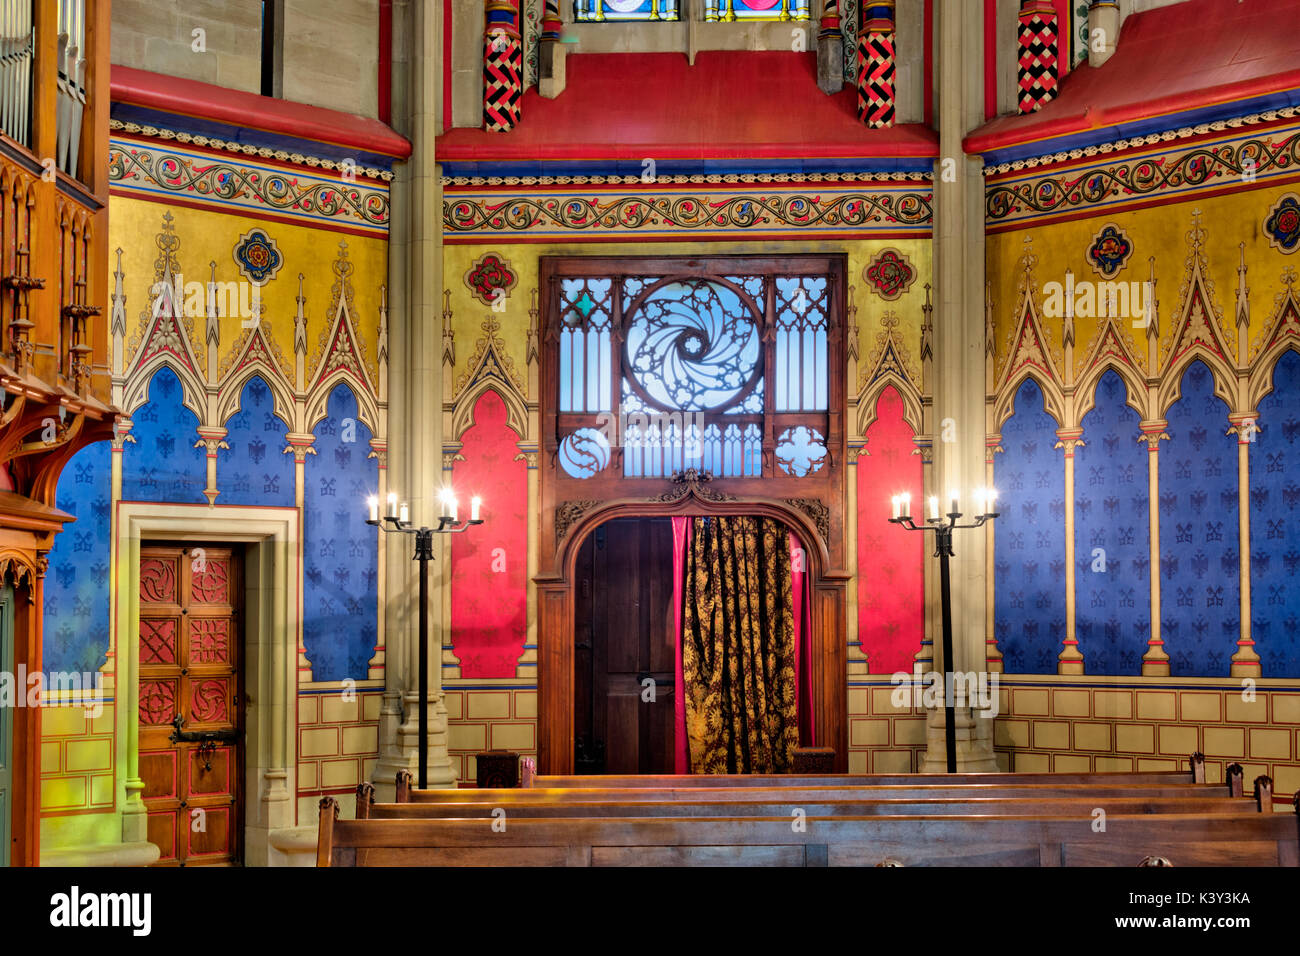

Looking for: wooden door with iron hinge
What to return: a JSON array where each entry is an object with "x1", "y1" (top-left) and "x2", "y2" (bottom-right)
[{"x1": 138, "y1": 545, "x2": 244, "y2": 866}]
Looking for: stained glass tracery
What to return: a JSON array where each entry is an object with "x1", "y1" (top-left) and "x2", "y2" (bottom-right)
[{"x1": 552, "y1": 260, "x2": 835, "y2": 481}]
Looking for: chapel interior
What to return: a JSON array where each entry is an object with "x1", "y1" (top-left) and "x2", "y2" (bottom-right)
[{"x1": 0, "y1": 0, "x2": 1298, "y2": 869}]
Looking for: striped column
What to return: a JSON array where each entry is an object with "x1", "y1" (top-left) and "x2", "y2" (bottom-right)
[
  {"x1": 857, "y1": 2, "x2": 895, "y2": 128},
  {"x1": 484, "y1": 1, "x2": 523, "y2": 132},
  {"x1": 1017, "y1": 0, "x2": 1059, "y2": 114}
]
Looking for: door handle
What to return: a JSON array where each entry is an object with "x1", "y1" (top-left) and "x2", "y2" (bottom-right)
[{"x1": 168, "y1": 714, "x2": 239, "y2": 745}]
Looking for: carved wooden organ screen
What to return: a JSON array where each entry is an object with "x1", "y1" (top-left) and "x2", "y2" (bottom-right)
[{"x1": 540, "y1": 255, "x2": 847, "y2": 552}]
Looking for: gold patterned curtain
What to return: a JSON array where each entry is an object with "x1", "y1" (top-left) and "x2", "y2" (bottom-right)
[{"x1": 681, "y1": 515, "x2": 798, "y2": 773}]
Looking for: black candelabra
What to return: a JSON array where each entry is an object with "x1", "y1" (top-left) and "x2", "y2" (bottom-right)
[
  {"x1": 367, "y1": 491, "x2": 483, "y2": 788},
  {"x1": 888, "y1": 492, "x2": 998, "y2": 773}
]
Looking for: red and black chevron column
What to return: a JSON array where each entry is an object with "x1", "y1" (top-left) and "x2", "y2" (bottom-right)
[
  {"x1": 1017, "y1": 0, "x2": 1059, "y2": 114},
  {"x1": 484, "y1": 0, "x2": 522, "y2": 132},
  {"x1": 857, "y1": 2, "x2": 895, "y2": 128}
]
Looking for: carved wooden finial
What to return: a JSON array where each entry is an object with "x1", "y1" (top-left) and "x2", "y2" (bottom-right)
[
  {"x1": 395, "y1": 769, "x2": 413, "y2": 803},
  {"x1": 1254, "y1": 775, "x2": 1273, "y2": 813},
  {"x1": 1226, "y1": 762, "x2": 1244, "y2": 798},
  {"x1": 1139, "y1": 856, "x2": 1173, "y2": 867},
  {"x1": 355, "y1": 782, "x2": 375, "y2": 819},
  {"x1": 1190, "y1": 751, "x2": 1206, "y2": 784}
]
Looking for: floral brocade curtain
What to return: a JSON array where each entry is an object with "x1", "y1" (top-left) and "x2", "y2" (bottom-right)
[{"x1": 681, "y1": 515, "x2": 800, "y2": 773}]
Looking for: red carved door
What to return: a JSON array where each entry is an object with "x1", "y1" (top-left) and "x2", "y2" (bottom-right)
[{"x1": 138, "y1": 545, "x2": 243, "y2": 866}]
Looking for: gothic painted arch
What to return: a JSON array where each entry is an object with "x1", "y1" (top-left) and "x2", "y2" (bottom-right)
[
  {"x1": 993, "y1": 368, "x2": 1067, "y2": 434},
  {"x1": 1071, "y1": 320, "x2": 1149, "y2": 427},
  {"x1": 857, "y1": 369, "x2": 924, "y2": 438},
  {"x1": 302, "y1": 369, "x2": 382, "y2": 441},
  {"x1": 451, "y1": 375, "x2": 528, "y2": 444},
  {"x1": 1246, "y1": 287, "x2": 1300, "y2": 414},
  {"x1": 214, "y1": 335, "x2": 298, "y2": 433},
  {"x1": 120, "y1": 353, "x2": 207, "y2": 425}
]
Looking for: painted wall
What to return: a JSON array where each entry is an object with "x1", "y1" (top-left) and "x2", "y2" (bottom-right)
[
  {"x1": 40, "y1": 135, "x2": 392, "y2": 851},
  {"x1": 439, "y1": 233, "x2": 933, "y2": 777}
]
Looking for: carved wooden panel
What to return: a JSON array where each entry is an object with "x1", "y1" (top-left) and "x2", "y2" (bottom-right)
[{"x1": 138, "y1": 545, "x2": 243, "y2": 866}]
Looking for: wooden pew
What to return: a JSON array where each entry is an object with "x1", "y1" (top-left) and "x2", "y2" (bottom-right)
[
  {"x1": 360, "y1": 792, "x2": 1256, "y2": 820},
  {"x1": 318, "y1": 798, "x2": 1300, "y2": 867}
]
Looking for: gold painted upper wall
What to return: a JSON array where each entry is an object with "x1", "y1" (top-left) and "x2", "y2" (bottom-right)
[
  {"x1": 442, "y1": 238, "x2": 933, "y2": 409},
  {"x1": 113, "y1": 197, "x2": 389, "y2": 380},
  {"x1": 987, "y1": 182, "x2": 1300, "y2": 386}
]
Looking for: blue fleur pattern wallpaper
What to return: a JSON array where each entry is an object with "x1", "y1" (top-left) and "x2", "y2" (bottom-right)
[
  {"x1": 303, "y1": 383, "x2": 379, "y2": 681},
  {"x1": 1250, "y1": 349, "x2": 1300, "y2": 678},
  {"x1": 218, "y1": 376, "x2": 294, "y2": 507},
  {"x1": 1159, "y1": 360, "x2": 1239, "y2": 677},
  {"x1": 995, "y1": 378, "x2": 1068, "y2": 673},
  {"x1": 43, "y1": 440, "x2": 112, "y2": 676},
  {"x1": 1075, "y1": 370, "x2": 1151, "y2": 674},
  {"x1": 121, "y1": 366, "x2": 206, "y2": 503}
]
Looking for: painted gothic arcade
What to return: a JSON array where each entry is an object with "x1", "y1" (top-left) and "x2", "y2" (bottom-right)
[{"x1": 0, "y1": 0, "x2": 1298, "y2": 868}]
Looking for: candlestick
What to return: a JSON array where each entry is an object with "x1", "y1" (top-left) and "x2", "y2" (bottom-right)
[
  {"x1": 899, "y1": 492, "x2": 911, "y2": 519},
  {"x1": 891, "y1": 495, "x2": 901, "y2": 520},
  {"x1": 387, "y1": 493, "x2": 397, "y2": 518},
  {"x1": 471, "y1": 496, "x2": 482, "y2": 522},
  {"x1": 367, "y1": 496, "x2": 378, "y2": 522},
  {"x1": 928, "y1": 496, "x2": 939, "y2": 521},
  {"x1": 399, "y1": 502, "x2": 409, "y2": 525}
]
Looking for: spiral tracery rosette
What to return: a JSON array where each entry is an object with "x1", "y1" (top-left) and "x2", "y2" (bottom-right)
[
  {"x1": 623, "y1": 278, "x2": 762, "y2": 412},
  {"x1": 559, "y1": 427, "x2": 611, "y2": 479}
]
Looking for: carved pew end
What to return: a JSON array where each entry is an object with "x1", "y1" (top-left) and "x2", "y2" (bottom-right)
[
  {"x1": 1190, "y1": 751, "x2": 1206, "y2": 784},
  {"x1": 317, "y1": 797, "x2": 340, "y2": 868},
  {"x1": 355, "y1": 782, "x2": 375, "y2": 819},
  {"x1": 396, "y1": 769, "x2": 413, "y2": 803},
  {"x1": 1226, "y1": 762, "x2": 1244, "y2": 798},
  {"x1": 1254, "y1": 775, "x2": 1273, "y2": 814}
]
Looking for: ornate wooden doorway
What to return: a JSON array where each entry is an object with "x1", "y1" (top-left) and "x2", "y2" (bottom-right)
[{"x1": 138, "y1": 545, "x2": 244, "y2": 866}]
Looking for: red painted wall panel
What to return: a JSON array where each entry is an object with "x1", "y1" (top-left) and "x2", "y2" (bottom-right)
[
  {"x1": 449, "y1": 391, "x2": 529, "y2": 678},
  {"x1": 856, "y1": 386, "x2": 924, "y2": 675}
]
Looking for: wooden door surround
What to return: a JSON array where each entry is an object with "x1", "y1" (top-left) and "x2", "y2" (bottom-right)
[
  {"x1": 536, "y1": 484, "x2": 849, "y2": 774},
  {"x1": 536, "y1": 255, "x2": 850, "y2": 773}
]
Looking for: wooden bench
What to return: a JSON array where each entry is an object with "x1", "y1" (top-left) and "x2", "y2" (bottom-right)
[
  {"x1": 318, "y1": 800, "x2": 1300, "y2": 867},
  {"x1": 360, "y1": 792, "x2": 1257, "y2": 820}
]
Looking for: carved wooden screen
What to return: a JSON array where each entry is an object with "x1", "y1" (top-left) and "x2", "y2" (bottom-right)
[
  {"x1": 537, "y1": 255, "x2": 849, "y2": 771},
  {"x1": 542, "y1": 255, "x2": 846, "y2": 539}
]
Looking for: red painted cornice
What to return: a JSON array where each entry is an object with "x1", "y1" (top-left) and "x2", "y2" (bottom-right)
[
  {"x1": 111, "y1": 65, "x2": 411, "y2": 160},
  {"x1": 965, "y1": 0, "x2": 1300, "y2": 156},
  {"x1": 436, "y1": 52, "x2": 939, "y2": 163}
]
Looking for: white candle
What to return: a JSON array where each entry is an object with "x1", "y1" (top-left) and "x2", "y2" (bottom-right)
[
  {"x1": 399, "y1": 502, "x2": 409, "y2": 524},
  {"x1": 899, "y1": 493, "x2": 911, "y2": 519},
  {"x1": 438, "y1": 489, "x2": 451, "y2": 518},
  {"x1": 471, "y1": 496, "x2": 482, "y2": 522},
  {"x1": 387, "y1": 493, "x2": 397, "y2": 518},
  {"x1": 987, "y1": 488, "x2": 998, "y2": 513},
  {"x1": 974, "y1": 488, "x2": 987, "y2": 516},
  {"x1": 449, "y1": 497, "x2": 458, "y2": 522},
  {"x1": 948, "y1": 491, "x2": 959, "y2": 515},
  {"x1": 367, "y1": 496, "x2": 378, "y2": 522},
  {"x1": 891, "y1": 495, "x2": 901, "y2": 520},
  {"x1": 928, "y1": 496, "x2": 939, "y2": 521}
]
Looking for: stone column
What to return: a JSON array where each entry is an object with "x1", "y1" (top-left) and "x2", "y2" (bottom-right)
[
  {"x1": 373, "y1": 0, "x2": 457, "y2": 796},
  {"x1": 925, "y1": 0, "x2": 997, "y2": 771},
  {"x1": 1087, "y1": 0, "x2": 1119, "y2": 68}
]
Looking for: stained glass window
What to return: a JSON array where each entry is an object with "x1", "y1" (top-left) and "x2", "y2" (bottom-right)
[
  {"x1": 546, "y1": 258, "x2": 839, "y2": 482},
  {"x1": 705, "y1": 1, "x2": 810, "y2": 20},
  {"x1": 575, "y1": 1, "x2": 680, "y2": 21}
]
